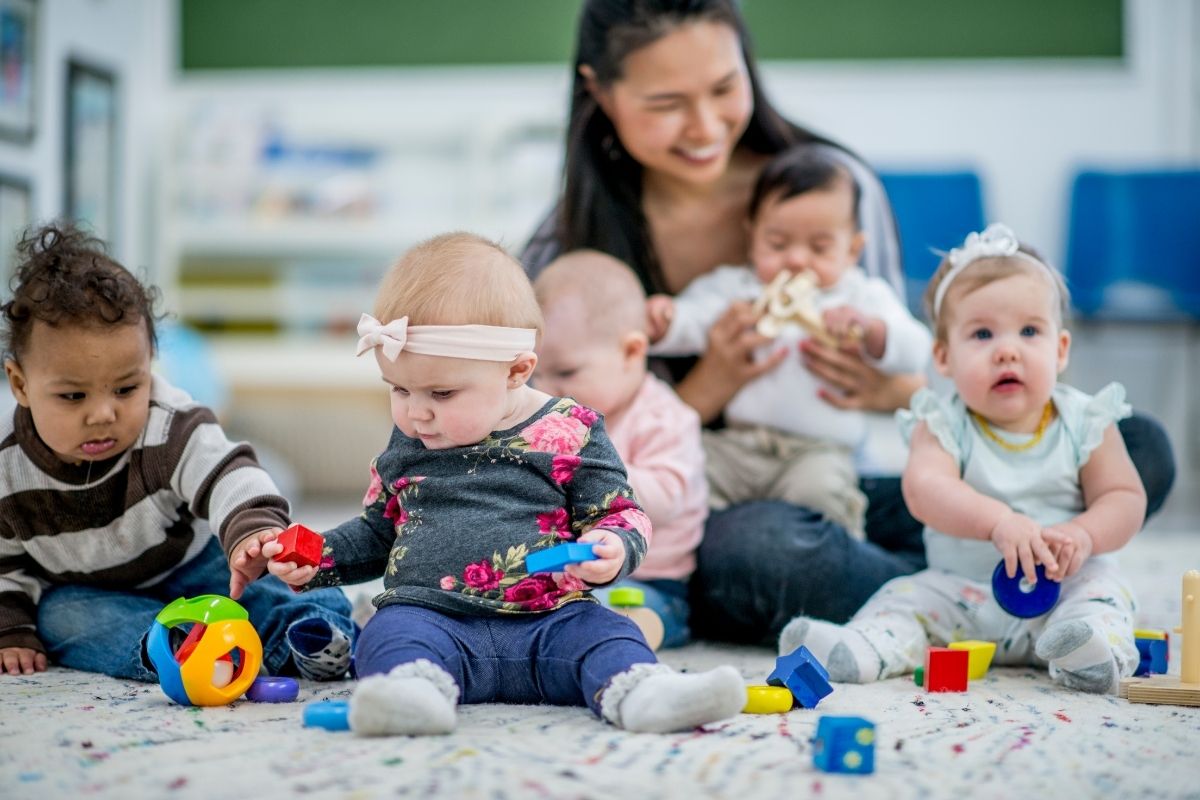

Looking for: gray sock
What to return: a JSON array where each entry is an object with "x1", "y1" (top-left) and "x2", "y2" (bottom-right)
[
  {"x1": 1035, "y1": 619, "x2": 1118, "y2": 694},
  {"x1": 287, "y1": 618, "x2": 352, "y2": 681},
  {"x1": 602, "y1": 663, "x2": 745, "y2": 733},
  {"x1": 349, "y1": 659, "x2": 459, "y2": 736},
  {"x1": 778, "y1": 617, "x2": 880, "y2": 683}
]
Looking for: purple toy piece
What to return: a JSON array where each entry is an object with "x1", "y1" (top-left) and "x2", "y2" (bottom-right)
[{"x1": 245, "y1": 676, "x2": 300, "y2": 703}]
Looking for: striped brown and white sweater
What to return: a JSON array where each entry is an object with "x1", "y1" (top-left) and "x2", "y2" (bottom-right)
[{"x1": 0, "y1": 376, "x2": 290, "y2": 653}]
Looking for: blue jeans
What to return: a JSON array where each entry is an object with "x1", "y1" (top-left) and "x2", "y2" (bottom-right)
[
  {"x1": 592, "y1": 578, "x2": 691, "y2": 648},
  {"x1": 354, "y1": 601, "x2": 656, "y2": 717},
  {"x1": 36, "y1": 537, "x2": 354, "y2": 681},
  {"x1": 689, "y1": 412, "x2": 1175, "y2": 646}
]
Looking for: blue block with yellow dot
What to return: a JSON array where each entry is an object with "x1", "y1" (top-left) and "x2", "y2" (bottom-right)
[{"x1": 812, "y1": 715, "x2": 875, "y2": 774}]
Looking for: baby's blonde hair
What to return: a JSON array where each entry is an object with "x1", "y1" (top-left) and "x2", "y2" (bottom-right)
[
  {"x1": 374, "y1": 232, "x2": 543, "y2": 337},
  {"x1": 533, "y1": 249, "x2": 646, "y2": 341},
  {"x1": 923, "y1": 245, "x2": 1070, "y2": 343}
]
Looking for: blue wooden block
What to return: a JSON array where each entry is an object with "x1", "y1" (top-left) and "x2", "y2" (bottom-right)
[
  {"x1": 524, "y1": 542, "x2": 597, "y2": 573},
  {"x1": 767, "y1": 645, "x2": 833, "y2": 709},
  {"x1": 1135, "y1": 637, "x2": 1169, "y2": 676},
  {"x1": 813, "y1": 715, "x2": 875, "y2": 774}
]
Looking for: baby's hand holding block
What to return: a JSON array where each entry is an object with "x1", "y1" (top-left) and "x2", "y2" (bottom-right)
[{"x1": 273, "y1": 524, "x2": 324, "y2": 568}]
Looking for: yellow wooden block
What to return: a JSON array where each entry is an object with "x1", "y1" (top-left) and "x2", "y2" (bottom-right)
[
  {"x1": 743, "y1": 684, "x2": 793, "y2": 714},
  {"x1": 1134, "y1": 628, "x2": 1167, "y2": 641},
  {"x1": 948, "y1": 640, "x2": 996, "y2": 680}
]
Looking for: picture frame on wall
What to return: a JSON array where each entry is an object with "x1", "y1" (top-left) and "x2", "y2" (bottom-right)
[
  {"x1": 64, "y1": 59, "x2": 118, "y2": 245},
  {"x1": 0, "y1": 172, "x2": 32, "y2": 283},
  {"x1": 0, "y1": 0, "x2": 35, "y2": 142}
]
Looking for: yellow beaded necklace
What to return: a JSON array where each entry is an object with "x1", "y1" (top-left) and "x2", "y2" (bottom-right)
[{"x1": 971, "y1": 401, "x2": 1055, "y2": 452}]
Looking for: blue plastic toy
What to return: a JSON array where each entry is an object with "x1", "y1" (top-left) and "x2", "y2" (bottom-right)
[
  {"x1": 525, "y1": 542, "x2": 597, "y2": 573},
  {"x1": 303, "y1": 700, "x2": 351, "y2": 731},
  {"x1": 767, "y1": 645, "x2": 833, "y2": 709},
  {"x1": 991, "y1": 561, "x2": 1060, "y2": 618},
  {"x1": 812, "y1": 715, "x2": 875, "y2": 774}
]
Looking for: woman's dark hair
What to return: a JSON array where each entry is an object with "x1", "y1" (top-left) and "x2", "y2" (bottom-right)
[
  {"x1": 748, "y1": 145, "x2": 862, "y2": 228},
  {"x1": 554, "y1": 0, "x2": 828, "y2": 293},
  {"x1": 2, "y1": 222, "x2": 160, "y2": 359}
]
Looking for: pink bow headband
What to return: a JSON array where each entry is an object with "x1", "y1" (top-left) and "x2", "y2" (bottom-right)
[{"x1": 355, "y1": 313, "x2": 537, "y2": 362}]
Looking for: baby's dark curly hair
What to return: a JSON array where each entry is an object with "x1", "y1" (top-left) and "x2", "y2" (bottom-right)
[{"x1": 2, "y1": 222, "x2": 160, "y2": 359}]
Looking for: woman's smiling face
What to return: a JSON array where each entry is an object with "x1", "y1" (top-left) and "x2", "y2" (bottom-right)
[{"x1": 591, "y1": 19, "x2": 753, "y2": 189}]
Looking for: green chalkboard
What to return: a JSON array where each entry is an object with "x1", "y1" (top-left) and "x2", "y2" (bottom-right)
[{"x1": 180, "y1": 0, "x2": 1123, "y2": 70}]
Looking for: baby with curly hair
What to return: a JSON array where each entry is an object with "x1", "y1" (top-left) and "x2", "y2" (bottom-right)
[{"x1": 0, "y1": 222, "x2": 355, "y2": 681}]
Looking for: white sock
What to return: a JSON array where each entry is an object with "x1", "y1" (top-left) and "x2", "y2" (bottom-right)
[
  {"x1": 1035, "y1": 619, "x2": 1119, "y2": 694},
  {"x1": 601, "y1": 663, "x2": 745, "y2": 733},
  {"x1": 349, "y1": 659, "x2": 460, "y2": 736},
  {"x1": 778, "y1": 617, "x2": 882, "y2": 683}
]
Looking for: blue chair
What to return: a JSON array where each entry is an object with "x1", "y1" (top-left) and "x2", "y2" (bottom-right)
[
  {"x1": 878, "y1": 170, "x2": 986, "y2": 316},
  {"x1": 1064, "y1": 169, "x2": 1200, "y2": 319}
]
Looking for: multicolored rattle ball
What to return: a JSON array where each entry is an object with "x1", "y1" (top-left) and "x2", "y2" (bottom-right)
[{"x1": 147, "y1": 594, "x2": 263, "y2": 706}]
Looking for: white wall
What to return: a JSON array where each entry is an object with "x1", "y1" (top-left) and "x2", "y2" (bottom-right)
[
  {"x1": 762, "y1": 0, "x2": 1199, "y2": 265},
  {"x1": 0, "y1": 0, "x2": 171, "y2": 272}
]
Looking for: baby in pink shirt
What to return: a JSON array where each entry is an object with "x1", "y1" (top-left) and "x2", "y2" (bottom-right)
[{"x1": 534, "y1": 251, "x2": 708, "y2": 648}]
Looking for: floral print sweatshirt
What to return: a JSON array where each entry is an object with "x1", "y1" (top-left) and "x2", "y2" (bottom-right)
[{"x1": 306, "y1": 397, "x2": 651, "y2": 615}]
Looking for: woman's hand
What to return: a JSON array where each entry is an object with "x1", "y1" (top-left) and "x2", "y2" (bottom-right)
[
  {"x1": 800, "y1": 337, "x2": 924, "y2": 412},
  {"x1": 675, "y1": 301, "x2": 787, "y2": 424}
]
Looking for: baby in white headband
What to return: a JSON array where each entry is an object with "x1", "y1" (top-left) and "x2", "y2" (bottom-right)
[
  {"x1": 253, "y1": 232, "x2": 745, "y2": 735},
  {"x1": 779, "y1": 223, "x2": 1147, "y2": 695}
]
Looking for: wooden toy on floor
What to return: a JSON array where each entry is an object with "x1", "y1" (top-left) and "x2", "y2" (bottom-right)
[
  {"x1": 1121, "y1": 570, "x2": 1200, "y2": 707},
  {"x1": 742, "y1": 685, "x2": 795, "y2": 714},
  {"x1": 923, "y1": 646, "x2": 968, "y2": 692},
  {"x1": 768, "y1": 645, "x2": 833, "y2": 709},
  {"x1": 607, "y1": 587, "x2": 665, "y2": 651},
  {"x1": 752, "y1": 270, "x2": 837, "y2": 346},
  {"x1": 1133, "y1": 629, "x2": 1169, "y2": 676},
  {"x1": 948, "y1": 640, "x2": 997, "y2": 680},
  {"x1": 812, "y1": 716, "x2": 875, "y2": 774}
]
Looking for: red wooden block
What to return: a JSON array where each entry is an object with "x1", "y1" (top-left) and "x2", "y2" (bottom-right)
[
  {"x1": 924, "y1": 647, "x2": 969, "y2": 692},
  {"x1": 274, "y1": 524, "x2": 324, "y2": 568}
]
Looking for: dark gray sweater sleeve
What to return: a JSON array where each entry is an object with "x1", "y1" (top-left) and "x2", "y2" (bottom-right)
[{"x1": 566, "y1": 417, "x2": 650, "y2": 585}]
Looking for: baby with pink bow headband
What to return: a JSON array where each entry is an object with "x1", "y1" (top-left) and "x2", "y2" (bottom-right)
[{"x1": 244, "y1": 232, "x2": 745, "y2": 736}]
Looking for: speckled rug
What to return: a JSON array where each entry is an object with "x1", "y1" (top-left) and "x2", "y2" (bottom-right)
[{"x1": 2, "y1": 529, "x2": 1199, "y2": 800}]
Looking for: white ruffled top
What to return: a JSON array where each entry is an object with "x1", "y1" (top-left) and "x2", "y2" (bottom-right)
[{"x1": 896, "y1": 382, "x2": 1131, "y2": 581}]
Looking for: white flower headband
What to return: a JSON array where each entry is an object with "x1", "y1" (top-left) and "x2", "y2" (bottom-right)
[
  {"x1": 355, "y1": 313, "x2": 536, "y2": 362},
  {"x1": 932, "y1": 223, "x2": 1049, "y2": 319}
]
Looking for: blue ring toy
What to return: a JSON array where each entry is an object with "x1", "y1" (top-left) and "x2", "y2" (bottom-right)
[
  {"x1": 303, "y1": 700, "x2": 351, "y2": 731},
  {"x1": 991, "y1": 561, "x2": 1060, "y2": 618},
  {"x1": 246, "y1": 676, "x2": 300, "y2": 703}
]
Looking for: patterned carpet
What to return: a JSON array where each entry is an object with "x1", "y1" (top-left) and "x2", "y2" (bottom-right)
[{"x1": 2, "y1": 528, "x2": 1198, "y2": 800}]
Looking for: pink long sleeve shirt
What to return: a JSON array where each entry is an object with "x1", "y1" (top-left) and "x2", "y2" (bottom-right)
[{"x1": 604, "y1": 375, "x2": 708, "y2": 581}]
